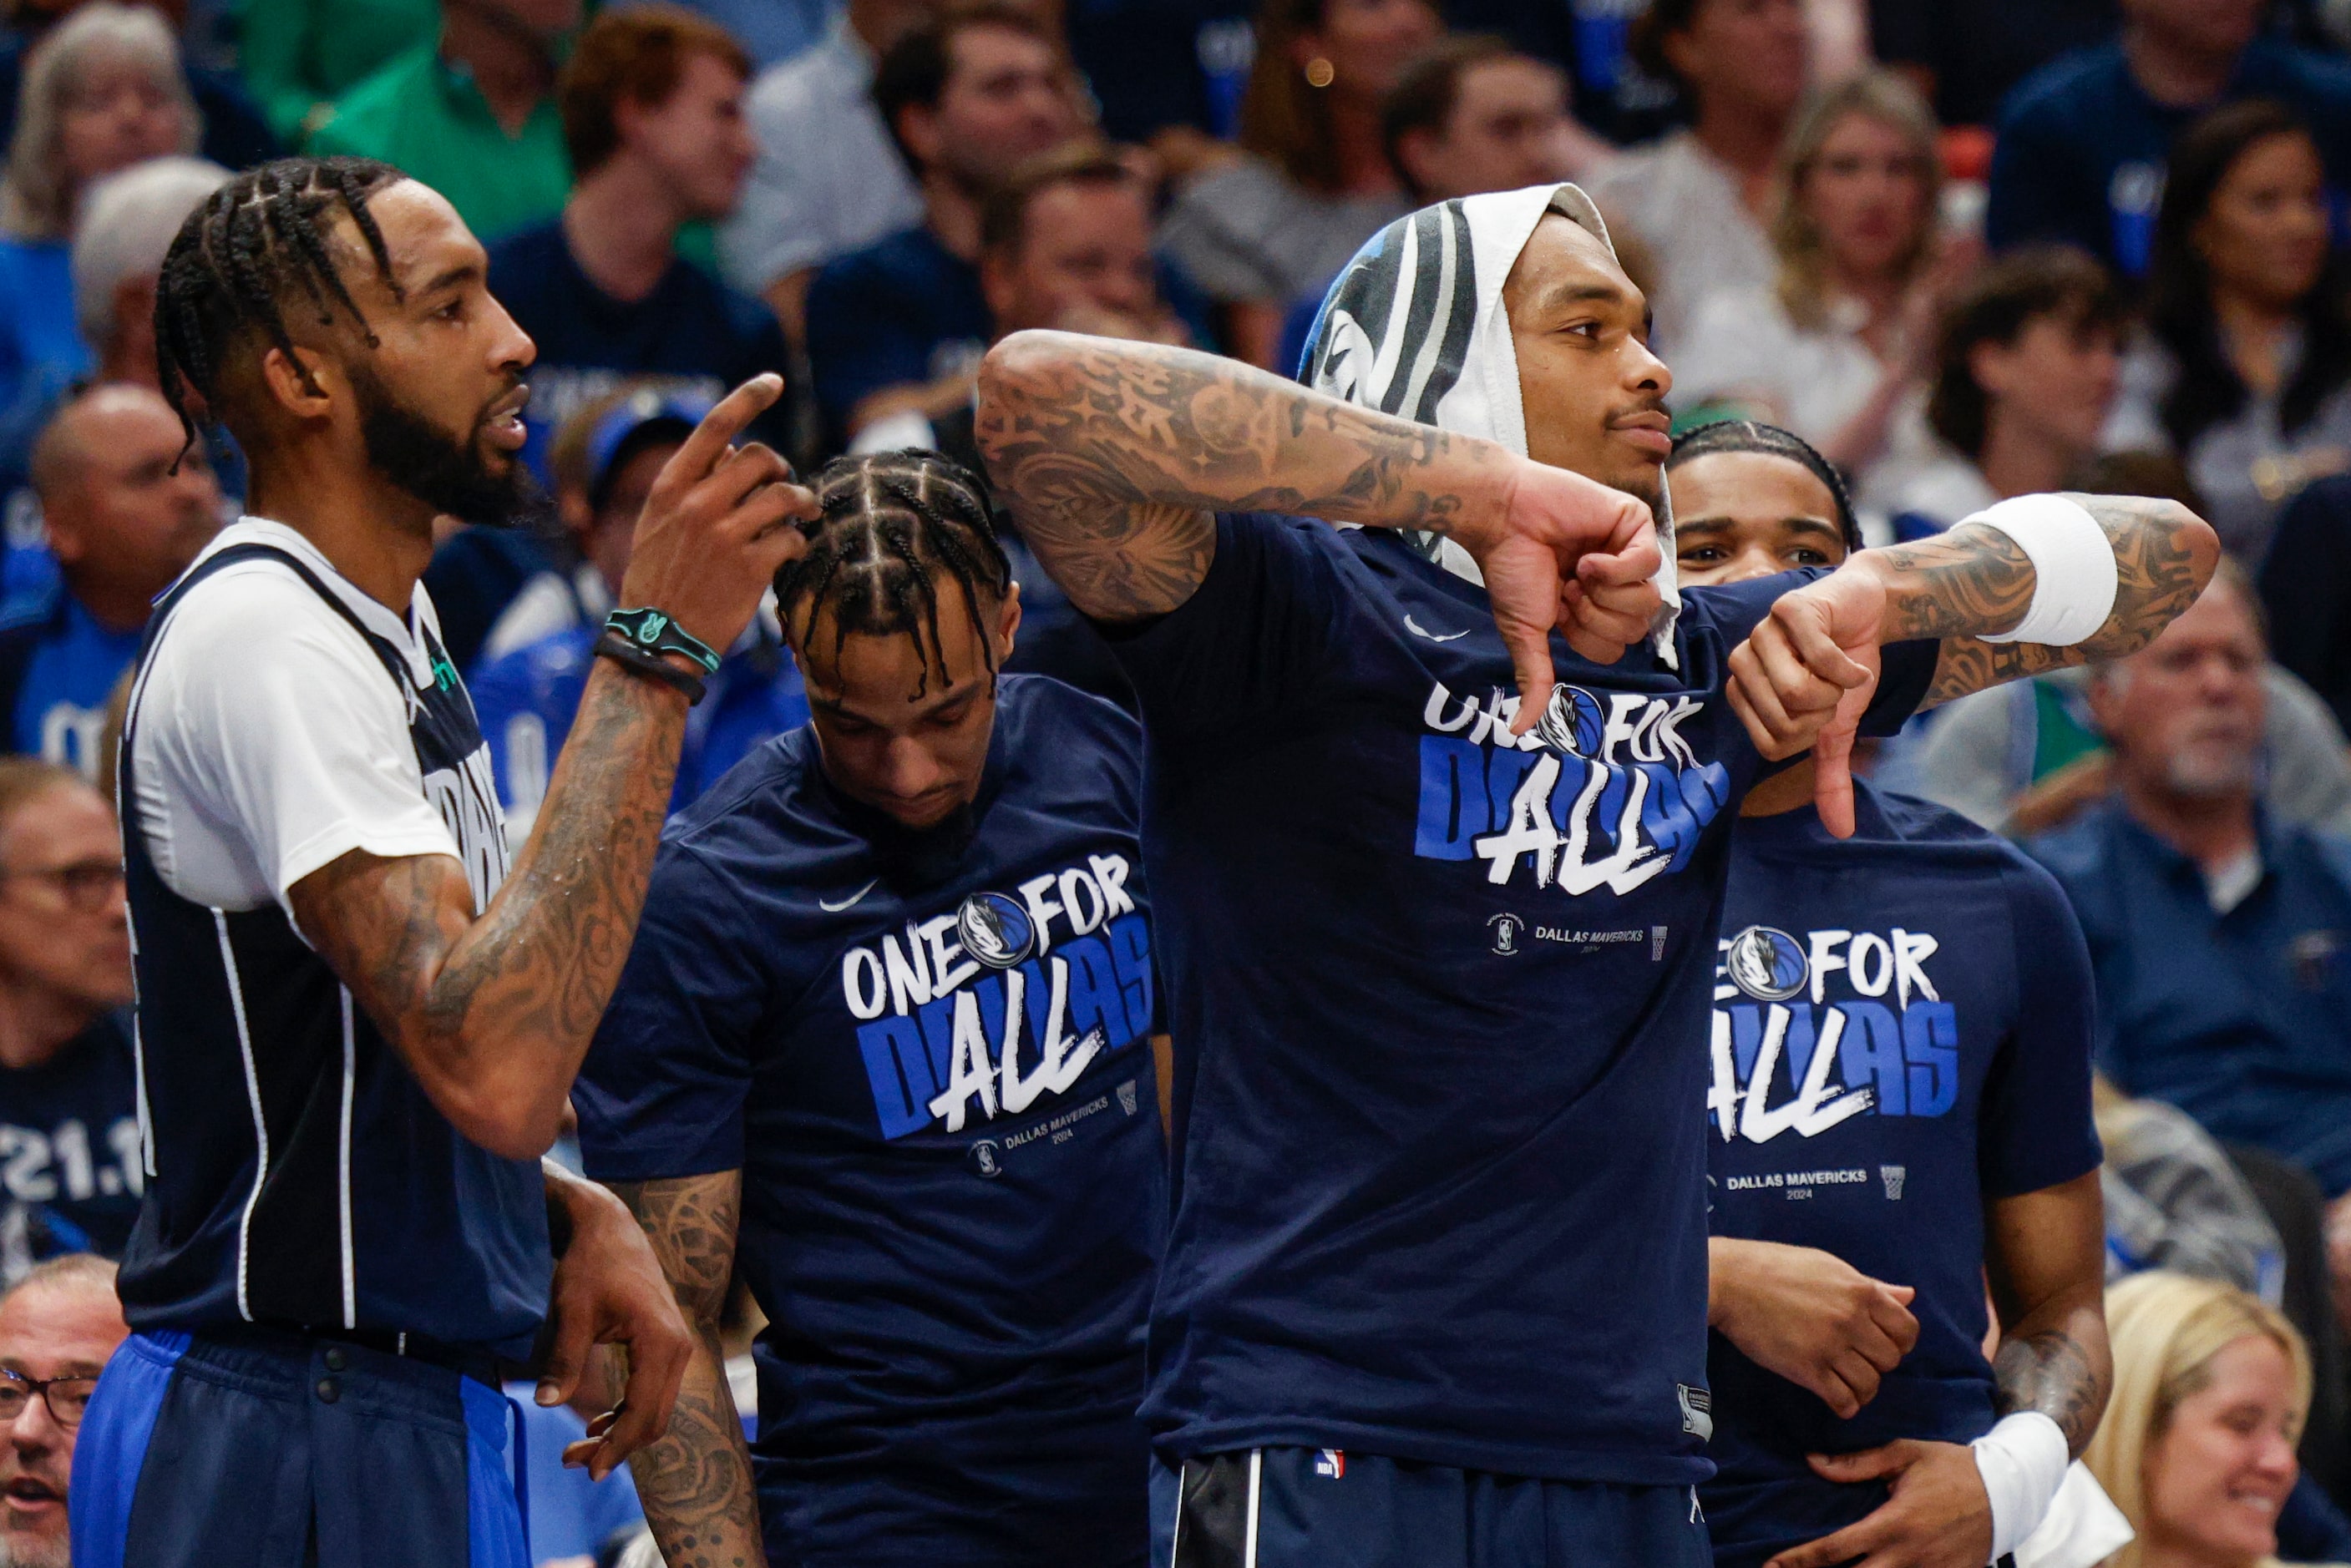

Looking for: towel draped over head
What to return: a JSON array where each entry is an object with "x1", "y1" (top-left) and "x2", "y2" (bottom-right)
[{"x1": 1297, "y1": 182, "x2": 1680, "y2": 660}]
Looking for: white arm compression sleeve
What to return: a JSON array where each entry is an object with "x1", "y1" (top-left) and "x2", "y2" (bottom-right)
[
  {"x1": 1973, "y1": 1411, "x2": 2072, "y2": 1560},
  {"x1": 1957, "y1": 495, "x2": 2117, "y2": 648}
]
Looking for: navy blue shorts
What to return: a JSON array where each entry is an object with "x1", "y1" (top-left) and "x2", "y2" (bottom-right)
[
  {"x1": 1151, "y1": 1449, "x2": 1712, "y2": 1568},
  {"x1": 69, "y1": 1328, "x2": 529, "y2": 1568}
]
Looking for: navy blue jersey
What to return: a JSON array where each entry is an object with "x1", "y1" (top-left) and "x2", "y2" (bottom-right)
[
  {"x1": 1700, "y1": 782, "x2": 2101, "y2": 1565},
  {"x1": 0, "y1": 1011, "x2": 141, "y2": 1257},
  {"x1": 575, "y1": 675, "x2": 1163, "y2": 1560},
  {"x1": 486, "y1": 220, "x2": 791, "y2": 481},
  {"x1": 1108, "y1": 514, "x2": 1937, "y2": 1484},
  {"x1": 116, "y1": 530, "x2": 542, "y2": 1355}
]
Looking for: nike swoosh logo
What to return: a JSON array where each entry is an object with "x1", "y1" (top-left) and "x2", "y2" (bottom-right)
[
  {"x1": 818, "y1": 878, "x2": 879, "y2": 913},
  {"x1": 1405, "y1": 615, "x2": 1469, "y2": 643}
]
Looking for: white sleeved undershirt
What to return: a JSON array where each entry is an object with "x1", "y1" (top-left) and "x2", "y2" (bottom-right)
[{"x1": 129, "y1": 522, "x2": 464, "y2": 918}]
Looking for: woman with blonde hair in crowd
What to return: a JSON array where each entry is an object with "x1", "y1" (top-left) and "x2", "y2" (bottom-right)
[
  {"x1": 1671, "y1": 67, "x2": 1971, "y2": 525},
  {"x1": 0, "y1": 3, "x2": 195, "y2": 473},
  {"x1": 2086, "y1": 1271, "x2": 2339, "y2": 1568},
  {"x1": 1156, "y1": 0, "x2": 1438, "y2": 367}
]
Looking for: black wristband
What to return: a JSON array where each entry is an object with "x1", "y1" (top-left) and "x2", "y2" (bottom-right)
[
  {"x1": 603, "y1": 607, "x2": 722, "y2": 674},
  {"x1": 594, "y1": 630, "x2": 707, "y2": 705}
]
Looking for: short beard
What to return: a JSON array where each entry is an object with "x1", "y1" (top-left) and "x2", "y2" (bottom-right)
[
  {"x1": 2165, "y1": 744, "x2": 2259, "y2": 799},
  {"x1": 350, "y1": 362, "x2": 540, "y2": 530},
  {"x1": 0, "y1": 1525, "x2": 71, "y2": 1568}
]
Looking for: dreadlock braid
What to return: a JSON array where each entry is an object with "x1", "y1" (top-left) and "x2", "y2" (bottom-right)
[
  {"x1": 152, "y1": 155, "x2": 407, "y2": 453},
  {"x1": 777, "y1": 451, "x2": 1013, "y2": 698}
]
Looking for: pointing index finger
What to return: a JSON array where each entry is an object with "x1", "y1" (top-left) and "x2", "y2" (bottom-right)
[{"x1": 666, "y1": 373, "x2": 785, "y2": 487}]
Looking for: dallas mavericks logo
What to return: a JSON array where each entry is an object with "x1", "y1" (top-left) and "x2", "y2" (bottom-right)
[
  {"x1": 1725, "y1": 925, "x2": 1808, "y2": 1002},
  {"x1": 956, "y1": 892, "x2": 1036, "y2": 969},
  {"x1": 1533, "y1": 685, "x2": 1608, "y2": 759}
]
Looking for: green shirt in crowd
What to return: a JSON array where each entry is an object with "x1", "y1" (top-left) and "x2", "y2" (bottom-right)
[
  {"x1": 307, "y1": 44, "x2": 571, "y2": 245},
  {"x1": 234, "y1": 0, "x2": 441, "y2": 144}
]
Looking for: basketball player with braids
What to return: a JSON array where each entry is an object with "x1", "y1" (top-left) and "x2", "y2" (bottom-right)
[
  {"x1": 575, "y1": 450, "x2": 1168, "y2": 1568},
  {"x1": 1672, "y1": 422, "x2": 2107, "y2": 1568},
  {"x1": 68, "y1": 158, "x2": 818, "y2": 1568}
]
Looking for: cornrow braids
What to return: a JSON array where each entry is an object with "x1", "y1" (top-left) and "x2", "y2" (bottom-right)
[
  {"x1": 152, "y1": 155, "x2": 408, "y2": 455},
  {"x1": 1667, "y1": 419, "x2": 1863, "y2": 554},
  {"x1": 777, "y1": 450, "x2": 1013, "y2": 699}
]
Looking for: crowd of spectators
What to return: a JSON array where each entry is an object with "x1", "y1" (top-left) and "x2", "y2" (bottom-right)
[{"x1": 18, "y1": 0, "x2": 2351, "y2": 1561}]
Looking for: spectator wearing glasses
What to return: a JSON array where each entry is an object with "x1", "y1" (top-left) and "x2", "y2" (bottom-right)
[
  {"x1": 0, "y1": 1253, "x2": 128, "y2": 1568},
  {"x1": 0, "y1": 385, "x2": 217, "y2": 780},
  {"x1": 0, "y1": 764, "x2": 136, "y2": 1277},
  {"x1": 487, "y1": 6, "x2": 788, "y2": 484}
]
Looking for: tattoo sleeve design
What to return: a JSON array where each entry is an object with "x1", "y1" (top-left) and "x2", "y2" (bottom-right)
[
  {"x1": 1872, "y1": 493, "x2": 2216, "y2": 709},
  {"x1": 612, "y1": 1173, "x2": 765, "y2": 1568},
  {"x1": 1994, "y1": 1327, "x2": 2108, "y2": 1456},
  {"x1": 975, "y1": 332, "x2": 1509, "y2": 620},
  {"x1": 291, "y1": 662, "x2": 687, "y2": 1152}
]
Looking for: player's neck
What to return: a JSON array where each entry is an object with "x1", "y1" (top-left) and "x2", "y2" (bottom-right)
[
  {"x1": 0, "y1": 979, "x2": 99, "y2": 1074},
  {"x1": 1976, "y1": 417, "x2": 2077, "y2": 502},
  {"x1": 1739, "y1": 758, "x2": 1816, "y2": 818},
  {"x1": 2122, "y1": 22, "x2": 2240, "y2": 109},
  {"x1": 564, "y1": 174, "x2": 685, "y2": 305},
  {"x1": 245, "y1": 459, "x2": 438, "y2": 615},
  {"x1": 2120, "y1": 774, "x2": 2259, "y2": 878}
]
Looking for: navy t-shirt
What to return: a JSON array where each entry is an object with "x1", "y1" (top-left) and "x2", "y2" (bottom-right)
[
  {"x1": 1700, "y1": 782, "x2": 2101, "y2": 1568},
  {"x1": 1988, "y1": 38, "x2": 2351, "y2": 275},
  {"x1": 0, "y1": 1011, "x2": 141, "y2": 1259},
  {"x1": 1109, "y1": 514, "x2": 1937, "y2": 1483},
  {"x1": 574, "y1": 675, "x2": 1163, "y2": 1564},
  {"x1": 804, "y1": 225, "x2": 990, "y2": 437},
  {"x1": 485, "y1": 220, "x2": 792, "y2": 480}
]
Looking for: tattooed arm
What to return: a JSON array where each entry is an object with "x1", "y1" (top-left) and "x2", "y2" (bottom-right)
[
  {"x1": 611, "y1": 1172, "x2": 766, "y2": 1568},
  {"x1": 286, "y1": 380, "x2": 815, "y2": 1161},
  {"x1": 975, "y1": 331, "x2": 1663, "y2": 715},
  {"x1": 1728, "y1": 493, "x2": 2218, "y2": 836},
  {"x1": 1985, "y1": 1170, "x2": 2113, "y2": 1457}
]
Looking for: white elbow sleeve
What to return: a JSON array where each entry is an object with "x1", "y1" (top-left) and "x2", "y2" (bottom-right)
[{"x1": 1958, "y1": 495, "x2": 2117, "y2": 648}]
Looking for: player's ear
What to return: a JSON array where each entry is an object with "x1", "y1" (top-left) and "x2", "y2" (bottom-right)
[
  {"x1": 257, "y1": 344, "x2": 338, "y2": 425},
  {"x1": 994, "y1": 580, "x2": 1021, "y2": 663}
]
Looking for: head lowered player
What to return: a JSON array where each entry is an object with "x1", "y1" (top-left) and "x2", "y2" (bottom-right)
[
  {"x1": 70, "y1": 157, "x2": 816, "y2": 1568},
  {"x1": 1671, "y1": 421, "x2": 2108, "y2": 1568},
  {"x1": 575, "y1": 450, "x2": 1169, "y2": 1568},
  {"x1": 972, "y1": 183, "x2": 2206, "y2": 1568}
]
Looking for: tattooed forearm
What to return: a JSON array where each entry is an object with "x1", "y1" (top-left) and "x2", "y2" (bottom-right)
[
  {"x1": 611, "y1": 1174, "x2": 766, "y2": 1568},
  {"x1": 1872, "y1": 493, "x2": 2218, "y2": 709},
  {"x1": 290, "y1": 659, "x2": 688, "y2": 1158},
  {"x1": 974, "y1": 330, "x2": 1517, "y2": 618},
  {"x1": 1994, "y1": 1325, "x2": 2109, "y2": 1456}
]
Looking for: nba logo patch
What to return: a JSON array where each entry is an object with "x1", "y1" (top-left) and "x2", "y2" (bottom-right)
[{"x1": 1314, "y1": 1449, "x2": 1346, "y2": 1479}]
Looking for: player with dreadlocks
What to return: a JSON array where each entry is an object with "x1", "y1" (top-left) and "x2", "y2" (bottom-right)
[
  {"x1": 72, "y1": 158, "x2": 818, "y2": 1568},
  {"x1": 575, "y1": 448, "x2": 1171, "y2": 1568}
]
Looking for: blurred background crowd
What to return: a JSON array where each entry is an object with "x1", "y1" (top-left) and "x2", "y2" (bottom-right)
[{"x1": 13, "y1": 0, "x2": 2351, "y2": 1564}]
